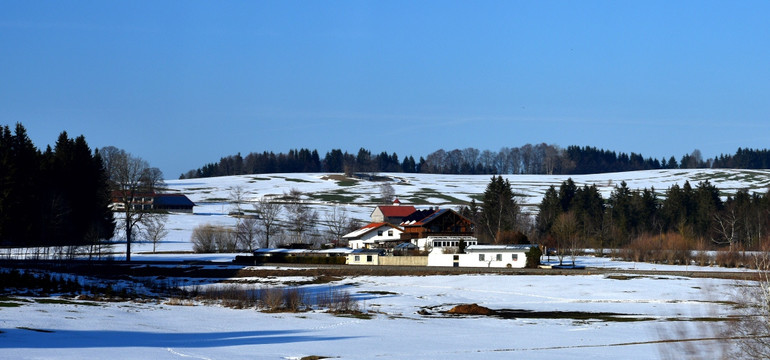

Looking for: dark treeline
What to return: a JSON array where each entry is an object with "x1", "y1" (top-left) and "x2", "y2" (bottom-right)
[
  {"x1": 0, "y1": 124, "x2": 115, "y2": 249},
  {"x1": 535, "y1": 178, "x2": 770, "y2": 253},
  {"x1": 180, "y1": 144, "x2": 770, "y2": 179}
]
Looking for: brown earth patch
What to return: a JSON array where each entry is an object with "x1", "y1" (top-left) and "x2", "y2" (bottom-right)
[{"x1": 447, "y1": 303, "x2": 496, "y2": 315}]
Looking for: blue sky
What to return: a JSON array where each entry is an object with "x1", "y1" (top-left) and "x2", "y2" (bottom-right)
[{"x1": 2, "y1": 1, "x2": 769, "y2": 178}]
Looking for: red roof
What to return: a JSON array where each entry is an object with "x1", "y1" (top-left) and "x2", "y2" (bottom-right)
[
  {"x1": 377, "y1": 205, "x2": 416, "y2": 217},
  {"x1": 362, "y1": 222, "x2": 388, "y2": 229}
]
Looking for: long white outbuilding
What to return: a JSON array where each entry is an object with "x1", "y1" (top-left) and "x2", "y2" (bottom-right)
[{"x1": 427, "y1": 244, "x2": 536, "y2": 268}]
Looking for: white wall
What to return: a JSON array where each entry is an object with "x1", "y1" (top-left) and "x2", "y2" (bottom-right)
[
  {"x1": 347, "y1": 253, "x2": 379, "y2": 265},
  {"x1": 428, "y1": 250, "x2": 528, "y2": 268}
]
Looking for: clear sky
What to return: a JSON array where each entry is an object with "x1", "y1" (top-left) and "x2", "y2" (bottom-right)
[{"x1": 2, "y1": 1, "x2": 769, "y2": 178}]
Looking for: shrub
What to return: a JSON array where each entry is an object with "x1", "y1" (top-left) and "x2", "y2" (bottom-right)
[
  {"x1": 283, "y1": 287, "x2": 307, "y2": 312},
  {"x1": 191, "y1": 225, "x2": 217, "y2": 253},
  {"x1": 715, "y1": 247, "x2": 751, "y2": 268},
  {"x1": 620, "y1": 232, "x2": 693, "y2": 265},
  {"x1": 317, "y1": 286, "x2": 358, "y2": 313},
  {"x1": 261, "y1": 287, "x2": 284, "y2": 311},
  {"x1": 214, "y1": 228, "x2": 238, "y2": 253},
  {"x1": 526, "y1": 246, "x2": 542, "y2": 268},
  {"x1": 191, "y1": 224, "x2": 239, "y2": 253}
]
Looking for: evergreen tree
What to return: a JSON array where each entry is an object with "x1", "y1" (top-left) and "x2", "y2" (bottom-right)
[
  {"x1": 536, "y1": 185, "x2": 561, "y2": 236},
  {"x1": 479, "y1": 176, "x2": 520, "y2": 243}
]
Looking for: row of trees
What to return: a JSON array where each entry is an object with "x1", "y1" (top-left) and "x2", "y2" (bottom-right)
[
  {"x1": 180, "y1": 148, "x2": 420, "y2": 179},
  {"x1": 0, "y1": 124, "x2": 115, "y2": 250},
  {"x1": 535, "y1": 179, "x2": 770, "y2": 261},
  {"x1": 180, "y1": 145, "x2": 770, "y2": 179},
  {"x1": 457, "y1": 175, "x2": 770, "y2": 267},
  {"x1": 192, "y1": 188, "x2": 362, "y2": 253}
]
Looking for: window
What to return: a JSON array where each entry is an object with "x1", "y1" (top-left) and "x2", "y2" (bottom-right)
[
  {"x1": 354, "y1": 255, "x2": 360, "y2": 262},
  {"x1": 479, "y1": 254, "x2": 485, "y2": 261},
  {"x1": 377, "y1": 231, "x2": 383, "y2": 236},
  {"x1": 496, "y1": 254, "x2": 503, "y2": 261},
  {"x1": 388, "y1": 230, "x2": 393, "y2": 236},
  {"x1": 512, "y1": 254, "x2": 518, "y2": 261},
  {"x1": 366, "y1": 255, "x2": 373, "y2": 262}
]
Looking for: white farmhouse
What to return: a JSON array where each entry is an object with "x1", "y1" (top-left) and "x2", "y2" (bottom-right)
[{"x1": 343, "y1": 222, "x2": 404, "y2": 250}]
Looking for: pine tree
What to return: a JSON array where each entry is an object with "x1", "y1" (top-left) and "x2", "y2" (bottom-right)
[{"x1": 480, "y1": 176, "x2": 520, "y2": 243}]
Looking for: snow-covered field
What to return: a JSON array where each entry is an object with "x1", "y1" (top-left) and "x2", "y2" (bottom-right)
[
  {"x1": 3, "y1": 169, "x2": 766, "y2": 359},
  {"x1": 1, "y1": 272, "x2": 738, "y2": 359}
]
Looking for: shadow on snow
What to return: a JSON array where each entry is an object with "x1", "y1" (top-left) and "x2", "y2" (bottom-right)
[{"x1": 1, "y1": 328, "x2": 361, "y2": 348}]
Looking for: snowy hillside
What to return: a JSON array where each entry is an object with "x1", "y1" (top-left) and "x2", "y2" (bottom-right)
[
  {"x1": 126, "y1": 169, "x2": 770, "y2": 254},
  {"x1": 166, "y1": 169, "x2": 770, "y2": 210}
]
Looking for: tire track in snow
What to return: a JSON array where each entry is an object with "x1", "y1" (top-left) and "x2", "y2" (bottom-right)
[
  {"x1": 166, "y1": 347, "x2": 212, "y2": 359},
  {"x1": 308, "y1": 318, "x2": 364, "y2": 330}
]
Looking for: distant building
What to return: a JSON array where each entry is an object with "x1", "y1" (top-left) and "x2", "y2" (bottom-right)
[
  {"x1": 428, "y1": 244, "x2": 536, "y2": 268},
  {"x1": 343, "y1": 222, "x2": 404, "y2": 249},
  {"x1": 153, "y1": 194, "x2": 195, "y2": 213},
  {"x1": 370, "y1": 198, "x2": 417, "y2": 225},
  {"x1": 400, "y1": 208, "x2": 476, "y2": 250},
  {"x1": 109, "y1": 192, "x2": 195, "y2": 213},
  {"x1": 346, "y1": 249, "x2": 386, "y2": 265}
]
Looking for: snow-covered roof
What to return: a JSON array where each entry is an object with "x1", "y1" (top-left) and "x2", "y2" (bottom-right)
[
  {"x1": 253, "y1": 248, "x2": 354, "y2": 255},
  {"x1": 342, "y1": 222, "x2": 403, "y2": 239},
  {"x1": 464, "y1": 244, "x2": 536, "y2": 252}
]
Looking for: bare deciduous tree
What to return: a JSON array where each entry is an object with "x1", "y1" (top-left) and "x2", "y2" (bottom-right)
[
  {"x1": 551, "y1": 211, "x2": 579, "y2": 266},
  {"x1": 254, "y1": 197, "x2": 282, "y2": 248},
  {"x1": 729, "y1": 250, "x2": 770, "y2": 359},
  {"x1": 713, "y1": 206, "x2": 741, "y2": 251},
  {"x1": 235, "y1": 216, "x2": 259, "y2": 251},
  {"x1": 324, "y1": 206, "x2": 350, "y2": 247},
  {"x1": 101, "y1": 147, "x2": 165, "y2": 261},
  {"x1": 141, "y1": 213, "x2": 169, "y2": 253},
  {"x1": 229, "y1": 185, "x2": 246, "y2": 215},
  {"x1": 284, "y1": 189, "x2": 318, "y2": 245},
  {"x1": 380, "y1": 183, "x2": 395, "y2": 204}
]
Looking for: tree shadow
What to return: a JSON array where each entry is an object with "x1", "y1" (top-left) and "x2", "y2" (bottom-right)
[{"x1": 1, "y1": 328, "x2": 361, "y2": 349}]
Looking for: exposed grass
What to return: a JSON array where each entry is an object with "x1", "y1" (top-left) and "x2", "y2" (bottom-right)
[
  {"x1": 401, "y1": 188, "x2": 467, "y2": 205},
  {"x1": 336, "y1": 179, "x2": 358, "y2": 187},
  {"x1": 321, "y1": 174, "x2": 359, "y2": 187},
  {"x1": 284, "y1": 178, "x2": 312, "y2": 183},
  {"x1": 467, "y1": 194, "x2": 484, "y2": 202},
  {"x1": 0, "y1": 302, "x2": 24, "y2": 308},
  {"x1": 288, "y1": 275, "x2": 343, "y2": 286},
  {"x1": 308, "y1": 193, "x2": 358, "y2": 203},
  {"x1": 0, "y1": 296, "x2": 32, "y2": 303},
  {"x1": 358, "y1": 290, "x2": 398, "y2": 295},
  {"x1": 440, "y1": 306, "x2": 655, "y2": 322},
  {"x1": 334, "y1": 311, "x2": 374, "y2": 320},
  {"x1": 605, "y1": 275, "x2": 643, "y2": 280}
]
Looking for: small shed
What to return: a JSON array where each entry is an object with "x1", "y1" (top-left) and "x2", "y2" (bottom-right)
[{"x1": 346, "y1": 249, "x2": 385, "y2": 265}]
